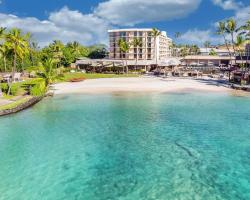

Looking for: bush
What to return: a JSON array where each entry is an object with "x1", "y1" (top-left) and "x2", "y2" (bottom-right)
[
  {"x1": 1, "y1": 83, "x2": 8, "y2": 93},
  {"x1": 29, "y1": 80, "x2": 46, "y2": 96},
  {"x1": 0, "y1": 82, "x2": 22, "y2": 96}
]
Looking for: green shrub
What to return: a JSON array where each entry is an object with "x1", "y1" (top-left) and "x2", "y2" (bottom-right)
[
  {"x1": 0, "y1": 82, "x2": 22, "y2": 95},
  {"x1": 30, "y1": 80, "x2": 46, "y2": 96},
  {"x1": 1, "y1": 83, "x2": 8, "y2": 93}
]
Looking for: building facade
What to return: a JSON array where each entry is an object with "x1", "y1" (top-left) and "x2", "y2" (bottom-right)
[{"x1": 108, "y1": 29, "x2": 172, "y2": 62}]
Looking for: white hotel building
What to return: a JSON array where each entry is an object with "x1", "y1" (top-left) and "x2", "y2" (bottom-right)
[{"x1": 108, "y1": 29, "x2": 172, "y2": 62}]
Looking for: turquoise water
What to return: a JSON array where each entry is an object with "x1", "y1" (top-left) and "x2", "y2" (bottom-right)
[{"x1": 0, "y1": 92, "x2": 250, "y2": 200}]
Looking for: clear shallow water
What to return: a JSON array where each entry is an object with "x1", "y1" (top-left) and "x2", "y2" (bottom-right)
[{"x1": 0, "y1": 92, "x2": 250, "y2": 200}]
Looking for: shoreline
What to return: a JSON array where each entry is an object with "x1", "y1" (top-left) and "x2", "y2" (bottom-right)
[{"x1": 52, "y1": 77, "x2": 233, "y2": 95}]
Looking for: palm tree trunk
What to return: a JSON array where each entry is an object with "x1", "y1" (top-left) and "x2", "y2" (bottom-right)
[
  {"x1": 231, "y1": 33, "x2": 237, "y2": 64},
  {"x1": 126, "y1": 59, "x2": 128, "y2": 74},
  {"x1": 7, "y1": 50, "x2": 17, "y2": 95},
  {"x1": 222, "y1": 34, "x2": 232, "y2": 82},
  {"x1": 155, "y1": 36, "x2": 158, "y2": 72},
  {"x1": 0, "y1": 84, "x2": 2, "y2": 98},
  {"x1": 3, "y1": 56, "x2": 7, "y2": 72},
  {"x1": 135, "y1": 47, "x2": 138, "y2": 71}
]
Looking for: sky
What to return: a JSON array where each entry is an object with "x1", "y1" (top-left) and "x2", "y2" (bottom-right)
[{"x1": 0, "y1": 0, "x2": 249, "y2": 47}]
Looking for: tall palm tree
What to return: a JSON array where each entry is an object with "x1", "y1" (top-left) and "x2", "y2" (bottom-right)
[
  {"x1": 132, "y1": 37, "x2": 142, "y2": 71},
  {"x1": 238, "y1": 20, "x2": 250, "y2": 68},
  {"x1": 0, "y1": 27, "x2": 6, "y2": 98},
  {"x1": 5, "y1": 28, "x2": 30, "y2": 95},
  {"x1": 235, "y1": 35, "x2": 247, "y2": 83},
  {"x1": 118, "y1": 38, "x2": 130, "y2": 74},
  {"x1": 0, "y1": 43, "x2": 8, "y2": 72},
  {"x1": 204, "y1": 41, "x2": 211, "y2": 54},
  {"x1": 152, "y1": 28, "x2": 161, "y2": 67},
  {"x1": 226, "y1": 19, "x2": 237, "y2": 62},
  {"x1": 235, "y1": 35, "x2": 245, "y2": 66},
  {"x1": 49, "y1": 40, "x2": 64, "y2": 68},
  {"x1": 174, "y1": 32, "x2": 181, "y2": 39},
  {"x1": 217, "y1": 21, "x2": 232, "y2": 64}
]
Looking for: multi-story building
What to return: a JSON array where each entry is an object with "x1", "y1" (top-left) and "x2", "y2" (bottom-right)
[{"x1": 108, "y1": 29, "x2": 172, "y2": 62}]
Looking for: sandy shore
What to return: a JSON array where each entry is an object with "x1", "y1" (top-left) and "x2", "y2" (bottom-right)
[{"x1": 53, "y1": 77, "x2": 232, "y2": 95}]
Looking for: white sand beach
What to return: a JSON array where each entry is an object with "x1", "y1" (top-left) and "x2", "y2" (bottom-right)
[{"x1": 53, "y1": 77, "x2": 232, "y2": 94}]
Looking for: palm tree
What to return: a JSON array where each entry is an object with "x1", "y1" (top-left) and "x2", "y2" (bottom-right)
[
  {"x1": 235, "y1": 35, "x2": 245, "y2": 65},
  {"x1": 49, "y1": 40, "x2": 64, "y2": 68},
  {"x1": 235, "y1": 35, "x2": 247, "y2": 84},
  {"x1": 226, "y1": 19, "x2": 237, "y2": 62},
  {"x1": 118, "y1": 38, "x2": 130, "y2": 74},
  {"x1": 0, "y1": 27, "x2": 5, "y2": 98},
  {"x1": 131, "y1": 38, "x2": 142, "y2": 71},
  {"x1": 216, "y1": 21, "x2": 232, "y2": 64},
  {"x1": 0, "y1": 27, "x2": 7, "y2": 72},
  {"x1": 0, "y1": 43, "x2": 8, "y2": 72},
  {"x1": 238, "y1": 20, "x2": 250, "y2": 68},
  {"x1": 152, "y1": 28, "x2": 161, "y2": 67},
  {"x1": 40, "y1": 58, "x2": 57, "y2": 87},
  {"x1": 175, "y1": 32, "x2": 181, "y2": 39},
  {"x1": 204, "y1": 41, "x2": 211, "y2": 54},
  {"x1": 5, "y1": 28, "x2": 30, "y2": 95},
  {"x1": 67, "y1": 41, "x2": 81, "y2": 56}
]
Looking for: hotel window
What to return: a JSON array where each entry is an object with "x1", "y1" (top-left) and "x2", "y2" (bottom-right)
[
  {"x1": 134, "y1": 31, "x2": 137, "y2": 36},
  {"x1": 148, "y1": 32, "x2": 152, "y2": 37},
  {"x1": 139, "y1": 32, "x2": 143, "y2": 37},
  {"x1": 148, "y1": 54, "x2": 151, "y2": 59},
  {"x1": 120, "y1": 32, "x2": 126, "y2": 37},
  {"x1": 134, "y1": 54, "x2": 137, "y2": 59}
]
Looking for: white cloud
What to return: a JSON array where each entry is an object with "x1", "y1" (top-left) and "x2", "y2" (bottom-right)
[
  {"x1": 94, "y1": 0, "x2": 202, "y2": 26},
  {"x1": 180, "y1": 4, "x2": 250, "y2": 46},
  {"x1": 212, "y1": 0, "x2": 243, "y2": 10},
  {"x1": 180, "y1": 29, "x2": 222, "y2": 45},
  {"x1": 234, "y1": 6, "x2": 250, "y2": 25},
  {"x1": 0, "y1": 7, "x2": 112, "y2": 47},
  {"x1": 0, "y1": 1, "x2": 202, "y2": 46}
]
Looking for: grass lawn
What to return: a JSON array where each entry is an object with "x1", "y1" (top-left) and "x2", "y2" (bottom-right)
[
  {"x1": 0, "y1": 96, "x2": 32, "y2": 111},
  {"x1": 56, "y1": 73, "x2": 139, "y2": 83}
]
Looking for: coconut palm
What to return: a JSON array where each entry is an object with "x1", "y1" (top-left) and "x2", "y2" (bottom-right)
[
  {"x1": 204, "y1": 41, "x2": 211, "y2": 54},
  {"x1": 49, "y1": 40, "x2": 64, "y2": 67},
  {"x1": 216, "y1": 21, "x2": 232, "y2": 63},
  {"x1": 0, "y1": 27, "x2": 6, "y2": 97},
  {"x1": 235, "y1": 35, "x2": 245, "y2": 66},
  {"x1": 118, "y1": 38, "x2": 130, "y2": 74},
  {"x1": 0, "y1": 43, "x2": 8, "y2": 72},
  {"x1": 226, "y1": 19, "x2": 237, "y2": 59},
  {"x1": 5, "y1": 28, "x2": 30, "y2": 95},
  {"x1": 152, "y1": 28, "x2": 161, "y2": 67},
  {"x1": 238, "y1": 20, "x2": 250, "y2": 67},
  {"x1": 174, "y1": 32, "x2": 181, "y2": 39},
  {"x1": 0, "y1": 27, "x2": 7, "y2": 72},
  {"x1": 131, "y1": 37, "x2": 142, "y2": 71},
  {"x1": 40, "y1": 58, "x2": 57, "y2": 87}
]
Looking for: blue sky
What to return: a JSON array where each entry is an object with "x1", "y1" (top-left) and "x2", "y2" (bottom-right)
[{"x1": 0, "y1": 0, "x2": 249, "y2": 47}]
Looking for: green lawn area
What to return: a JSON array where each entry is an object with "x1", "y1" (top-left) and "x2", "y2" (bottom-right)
[
  {"x1": 56, "y1": 73, "x2": 139, "y2": 83},
  {"x1": 0, "y1": 96, "x2": 32, "y2": 111}
]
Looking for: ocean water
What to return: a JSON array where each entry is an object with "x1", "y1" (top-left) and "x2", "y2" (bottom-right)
[{"x1": 0, "y1": 92, "x2": 250, "y2": 200}]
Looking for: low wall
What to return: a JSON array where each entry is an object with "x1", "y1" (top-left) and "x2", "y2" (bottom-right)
[{"x1": 0, "y1": 96, "x2": 43, "y2": 116}]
